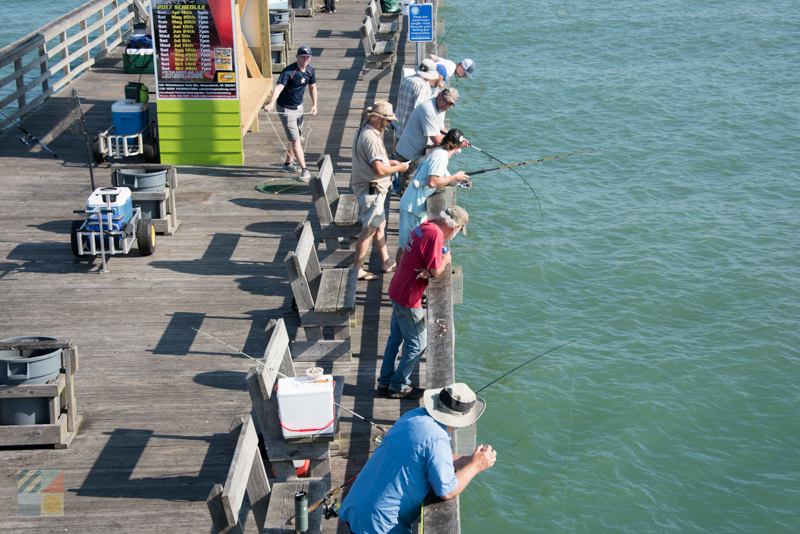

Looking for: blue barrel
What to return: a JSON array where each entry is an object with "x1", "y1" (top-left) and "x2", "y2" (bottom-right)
[{"x1": 0, "y1": 336, "x2": 62, "y2": 425}]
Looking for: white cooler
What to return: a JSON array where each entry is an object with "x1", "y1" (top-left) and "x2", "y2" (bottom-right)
[{"x1": 276, "y1": 375, "x2": 335, "y2": 438}]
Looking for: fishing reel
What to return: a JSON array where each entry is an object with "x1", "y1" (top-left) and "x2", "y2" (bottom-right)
[
  {"x1": 20, "y1": 135, "x2": 33, "y2": 147},
  {"x1": 456, "y1": 179, "x2": 472, "y2": 189},
  {"x1": 323, "y1": 499, "x2": 339, "y2": 520}
]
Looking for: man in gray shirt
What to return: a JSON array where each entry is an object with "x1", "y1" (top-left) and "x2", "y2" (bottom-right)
[{"x1": 394, "y1": 88, "x2": 467, "y2": 195}]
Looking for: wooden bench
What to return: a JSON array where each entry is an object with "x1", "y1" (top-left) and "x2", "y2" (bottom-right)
[
  {"x1": 295, "y1": 221, "x2": 359, "y2": 271},
  {"x1": 285, "y1": 220, "x2": 358, "y2": 341},
  {"x1": 360, "y1": 17, "x2": 396, "y2": 69},
  {"x1": 206, "y1": 414, "x2": 327, "y2": 534},
  {"x1": 247, "y1": 319, "x2": 346, "y2": 480},
  {"x1": 366, "y1": 0, "x2": 399, "y2": 34},
  {"x1": 310, "y1": 154, "x2": 362, "y2": 250}
]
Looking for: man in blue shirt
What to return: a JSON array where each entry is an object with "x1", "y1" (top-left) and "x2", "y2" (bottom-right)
[
  {"x1": 264, "y1": 45, "x2": 318, "y2": 181},
  {"x1": 340, "y1": 383, "x2": 497, "y2": 534}
]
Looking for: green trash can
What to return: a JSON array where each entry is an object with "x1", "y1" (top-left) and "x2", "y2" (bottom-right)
[{"x1": 0, "y1": 336, "x2": 63, "y2": 425}]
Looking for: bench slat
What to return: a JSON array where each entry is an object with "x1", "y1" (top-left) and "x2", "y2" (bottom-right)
[
  {"x1": 315, "y1": 268, "x2": 346, "y2": 313},
  {"x1": 333, "y1": 193, "x2": 359, "y2": 226},
  {"x1": 291, "y1": 339, "x2": 352, "y2": 362}
]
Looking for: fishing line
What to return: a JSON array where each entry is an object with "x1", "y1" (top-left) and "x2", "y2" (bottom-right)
[
  {"x1": 562, "y1": 349, "x2": 578, "y2": 533},
  {"x1": 470, "y1": 145, "x2": 543, "y2": 219},
  {"x1": 475, "y1": 340, "x2": 576, "y2": 394},
  {"x1": 193, "y1": 328, "x2": 389, "y2": 437},
  {"x1": 467, "y1": 148, "x2": 603, "y2": 176},
  {"x1": 435, "y1": 11, "x2": 463, "y2": 53}
]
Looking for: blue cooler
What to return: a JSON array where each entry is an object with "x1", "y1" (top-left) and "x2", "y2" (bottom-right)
[
  {"x1": 86, "y1": 187, "x2": 133, "y2": 224},
  {"x1": 112, "y1": 99, "x2": 149, "y2": 136}
]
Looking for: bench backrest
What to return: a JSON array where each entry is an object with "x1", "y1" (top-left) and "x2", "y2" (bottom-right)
[
  {"x1": 366, "y1": 0, "x2": 380, "y2": 28},
  {"x1": 284, "y1": 222, "x2": 323, "y2": 311},
  {"x1": 207, "y1": 414, "x2": 271, "y2": 534},
  {"x1": 310, "y1": 154, "x2": 339, "y2": 227},
  {"x1": 360, "y1": 17, "x2": 378, "y2": 53}
]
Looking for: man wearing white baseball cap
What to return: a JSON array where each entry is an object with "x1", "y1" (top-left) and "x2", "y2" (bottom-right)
[
  {"x1": 427, "y1": 54, "x2": 476, "y2": 82},
  {"x1": 340, "y1": 383, "x2": 497, "y2": 534}
]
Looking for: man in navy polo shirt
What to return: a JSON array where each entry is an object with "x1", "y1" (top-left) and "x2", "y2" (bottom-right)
[{"x1": 264, "y1": 45, "x2": 318, "y2": 182}]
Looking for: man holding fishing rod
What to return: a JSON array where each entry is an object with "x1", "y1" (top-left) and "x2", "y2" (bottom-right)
[
  {"x1": 350, "y1": 101, "x2": 409, "y2": 281},
  {"x1": 340, "y1": 382, "x2": 496, "y2": 534},
  {"x1": 396, "y1": 128, "x2": 470, "y2": 266},
  {"x1": 378, "y1": 206, "x2": 469, "y2": 399},
  {"x1": 394, "y1": 87, "x2": 468, "y2": 195},
  {"x1": 263, "y1": 45, "x2": 317, "y2": 182}
]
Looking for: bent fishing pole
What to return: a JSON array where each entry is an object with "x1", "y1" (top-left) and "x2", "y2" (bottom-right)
[
  {"x1": 475, "y1": 340, "x2": 577, "y2": 394},
  {"x1": 467, "y1": 148, "x2": 603, "y2": 177},
  {"x1": 192, "y1": 328, "x2": 390, "y2": 437},
  {"x1": 470, "y1": 145, "x2": 543, "y2": 218},
  {"x1": 1, "y1": 110, "x2": 58, "y2": 158}
]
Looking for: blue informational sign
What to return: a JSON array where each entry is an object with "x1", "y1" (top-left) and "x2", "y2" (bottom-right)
[{"x1": 408, "y1": 3, "x2": 434, "y2": 42}]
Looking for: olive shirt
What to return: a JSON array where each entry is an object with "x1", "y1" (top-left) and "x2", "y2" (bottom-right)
[{"x1": 351, "y1": 123, "x2": 392, "y2": 196}]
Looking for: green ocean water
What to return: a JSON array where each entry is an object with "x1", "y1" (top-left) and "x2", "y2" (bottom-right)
[
  {"x1": 443, "y1": 1, "x2": 800, "y2": 532},
  {"x1": 3, "y1": 0, "x2": 798, "y2": 531}
]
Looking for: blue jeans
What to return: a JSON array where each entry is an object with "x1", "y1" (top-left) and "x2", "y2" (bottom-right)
[{"x1": 378, "y1": 299, "x2": 427, "y2": 391}]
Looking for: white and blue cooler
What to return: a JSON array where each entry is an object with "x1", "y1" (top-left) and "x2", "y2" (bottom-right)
[{"x1": 86, "y1": 187, "x2": 133, "y2": 231}]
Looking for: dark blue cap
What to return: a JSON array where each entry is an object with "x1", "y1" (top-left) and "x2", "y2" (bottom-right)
[{"x1": 297, "y1": 46, "x2": 312, "y2": 56}]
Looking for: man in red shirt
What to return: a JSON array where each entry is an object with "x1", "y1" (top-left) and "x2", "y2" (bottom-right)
[{"x1": 378, "y1": 206, "x2": 469, "y2": 399}]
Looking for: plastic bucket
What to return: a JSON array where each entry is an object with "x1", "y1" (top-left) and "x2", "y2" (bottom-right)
[
  {"x1": 270, "y1": 32, "x2": 285, "y2": 47},
  {"x1": 0, "y1": 336, "x2": 63, "y2": 426},
  {"x1": 270, "y1": 10, "x2": 290, "y2": 24},
  {"x1": 116, "y1": 168, "x2": 167, "y2": 192}
]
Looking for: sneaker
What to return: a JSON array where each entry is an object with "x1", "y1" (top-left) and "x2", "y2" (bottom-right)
[
  {"x1": 298, "y1": 168, "x2": 311, "y2": 182},
  {"x1": 389, "y1": 385, "x2": 424, "y2": 399},
  {"x1": 377, "y1": 384, "x2": 389, "y2": 396},
  {"x1": 282, "y1": 161, "x2": 298, "y2": 173}
]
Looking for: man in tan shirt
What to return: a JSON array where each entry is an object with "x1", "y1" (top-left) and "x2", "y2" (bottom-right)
[{"x1": 351, "y1": 101, "x2": 409, "y2": 280}]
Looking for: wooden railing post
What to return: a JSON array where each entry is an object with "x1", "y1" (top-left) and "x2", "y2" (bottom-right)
[
  {"x1": 112, "y1": 0, "x2": 122, "y2": 41},
  {"x1": 38, "y1": 44, "x2": 49, "y2": 92},
  {"x1": 98, "y1": 8, "x2": 108, "y2": 53},
  {"x1": 59, "y1": 31, "x2": 70, "y2": 77},
  {"x1": 14, "y1": 58, "x2": 25, "y2": 109}
]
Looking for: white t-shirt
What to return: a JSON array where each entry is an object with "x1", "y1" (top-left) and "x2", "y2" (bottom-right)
[{"x1": 398, "y1": 148, "x2": 449, "y2": 217}]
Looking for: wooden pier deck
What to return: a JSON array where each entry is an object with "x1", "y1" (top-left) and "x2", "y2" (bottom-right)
[{"x1": 0, "y1": 2, "x2": 427, "y2": 532}]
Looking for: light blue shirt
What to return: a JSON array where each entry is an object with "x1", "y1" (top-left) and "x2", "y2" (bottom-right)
[
  {"x1": 340, "y1": 408, "x2": 458, "y2": 534},
  {"x1": 398, "y1": 148, "x2": 450, "y2": 219}
]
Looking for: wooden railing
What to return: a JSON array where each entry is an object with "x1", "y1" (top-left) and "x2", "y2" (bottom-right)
[{"x1": 0, "y1": 0, "x2": 150, "y2": 130}]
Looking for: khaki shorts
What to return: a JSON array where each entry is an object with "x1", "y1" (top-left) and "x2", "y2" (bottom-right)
[
  {"x1": 277, "y1": 104, "x2": 304, "y2": 141},
  {"x1": 358, "y1": 192, "x2": 387, "y2": 228}
]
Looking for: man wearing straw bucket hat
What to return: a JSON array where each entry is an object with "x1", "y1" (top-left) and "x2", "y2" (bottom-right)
[
  {"x1": 350, "y1": 101, "x2": 409, "y2": 280},
  {"x1": 340, "y1": 383, "x2": 497, "y2": 534}
]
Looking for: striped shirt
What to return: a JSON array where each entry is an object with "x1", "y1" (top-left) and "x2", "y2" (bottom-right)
[{"x1": 395, "y1": 75, "x2": 435, "y2": 136}]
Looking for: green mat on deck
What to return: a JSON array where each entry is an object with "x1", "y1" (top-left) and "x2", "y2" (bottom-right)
[{"x1": 255, "y1": 177, "x2": 311, "y2": 195}]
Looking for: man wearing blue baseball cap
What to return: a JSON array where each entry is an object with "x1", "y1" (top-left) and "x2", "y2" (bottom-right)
[{"x1": 264, "y1": 45, "x2": 318, "y2": 182}]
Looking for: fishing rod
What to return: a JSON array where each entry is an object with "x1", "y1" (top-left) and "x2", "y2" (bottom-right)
[
  {"x1": 1, "y1": 110, "x2": 58, "y2": 158},
  {"x1": 435, "y1": 12, "x2": 463, "y2": 53},
  {"x1": 470, "y1": 145, "x2": 543, "y2": 218},
  {"x1": 290, "y1": 474, "x2": 358, "y2": 524},
  {"x1": 466, "y1": 148, "x2": 603, "y2": 177},
  {"x1": 475, "y1": 340, "x2": 576, "y2": 394},
  {"x1": 192, "y1": 328, "x2": 390, "y2": 436}
]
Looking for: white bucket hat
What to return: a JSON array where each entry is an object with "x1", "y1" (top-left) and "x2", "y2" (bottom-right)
[
  {"x1": 423, "y1": 383, "x2": 486, "y2": 427},
  {"x1": 415, "y1": 58, "x2": 439, "y2": 81}
]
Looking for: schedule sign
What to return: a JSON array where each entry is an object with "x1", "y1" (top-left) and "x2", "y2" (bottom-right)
[
  {"x1": 152, "y1": 0, "x2": 239, "y2": 99},
  {"x1": 408, "y1": 3, "x2": 434, "y2": 42}
]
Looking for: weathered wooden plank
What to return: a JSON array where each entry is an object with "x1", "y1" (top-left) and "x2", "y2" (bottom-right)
[
  {"x1": 0, "y1": 374, "x2": 64, "y2": 398},
  {"x1": 263, "y1": 480, "x2": 326, "y2": 534},
  {"x1": 333, "y1": 193, "x2": 359, "y2": 226},
  {"x1": 221, "y1": 414, "x2": 259, "y2": 526},
  {"x1": 291, "y1": 340, "x2": 352, "y2": 362},
  {"x1": 314, "y1": 268, "x2": 346, "y2": 313},
  {"x1": 0, "y1": 414, "x2": 66, "y2": 446},
  {"x1": 228, "y1": 415, "x2": 271, "y2": 533}
]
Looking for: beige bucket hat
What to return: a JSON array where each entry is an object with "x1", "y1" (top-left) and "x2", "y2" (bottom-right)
[{"x1": 423, "y1": 383, "x2": 486, "y2": 427}]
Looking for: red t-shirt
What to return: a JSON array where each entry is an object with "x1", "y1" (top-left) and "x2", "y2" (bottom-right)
[{"x1": 388, "y1": 221, "x2": 444, "y2": 308}]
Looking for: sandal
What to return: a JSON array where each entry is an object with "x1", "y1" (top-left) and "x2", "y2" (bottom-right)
[{"x1": 357, "y1": 271, "x2": 380, "y2": 281}]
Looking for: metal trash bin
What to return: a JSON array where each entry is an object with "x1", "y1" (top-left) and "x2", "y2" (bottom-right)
[{"x1": 0, "y1": 336, "x2": 63, "y2": 425}]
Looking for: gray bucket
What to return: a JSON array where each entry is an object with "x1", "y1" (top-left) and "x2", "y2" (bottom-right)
[
  {"x1": 133, "y1": 200, "x2": 161, "y2": 219},
  {"x1": 116, "y1": 168, "x2": 167, "y2": 192},
  {"x1": 270, "y1": 32, "x2": 285, "y2": 47},
  {"x1": 0, "y1": 336, "x2": 62, "y2": 426},
  {"x1": 270, "y1": 10, "x2": 290, "y2": 24}
]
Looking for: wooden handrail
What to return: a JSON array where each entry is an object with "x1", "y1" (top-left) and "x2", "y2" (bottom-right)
[{"x1": 0, "y1": 0, "x2": 150, "y2": 130}]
